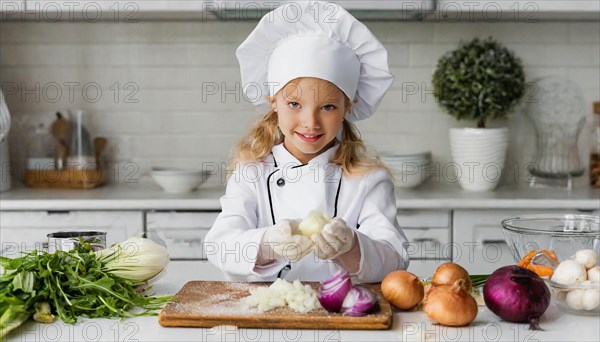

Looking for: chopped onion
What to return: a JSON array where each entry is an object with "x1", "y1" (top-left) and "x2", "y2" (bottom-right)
[
  {"x1": 317, "y1": 270, "x2": 352, "y2": 312},
  {"x1": 341, "y1": 285, "x2": 380, "y2": 317},
  {"x1": 243, "y1": 279, "x2": 321, "y2": 313}
]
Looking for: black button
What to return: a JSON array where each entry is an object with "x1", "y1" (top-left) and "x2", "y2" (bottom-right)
[{"x1": 277, "y1": 178, "x2": 285, "y2": 187}]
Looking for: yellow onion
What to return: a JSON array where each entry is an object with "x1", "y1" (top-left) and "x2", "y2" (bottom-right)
[
  {"x1": 381, "y1": 270, "x2": 424, "y2": 310},
  {"x1": 423, "y1": 279, "x2": 478, "y2": 327},
  {"x1": 431, "y1": 262, "x2": 472, "y2": 292},
  {"x1": 95, "y1": 237, "x2": 170, "y2": 283}
]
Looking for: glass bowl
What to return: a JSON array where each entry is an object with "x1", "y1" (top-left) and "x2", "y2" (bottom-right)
[
  {"x1": 502, "y1": 214, "x2": 600, "y2": 263},
  {"x1": 545, "y1": 280, "x2": 600, "y2": 316},
  {"x1": 502, "y1": 214, "x2": 600, "y2": 315}
]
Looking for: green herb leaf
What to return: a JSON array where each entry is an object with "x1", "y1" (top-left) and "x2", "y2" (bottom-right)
[{"x1": 12, "y1": 271, "x2": 35, "y2": 293}]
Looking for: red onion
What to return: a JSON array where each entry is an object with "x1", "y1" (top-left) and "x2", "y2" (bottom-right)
[
  {"x1": 483, "y1": 266, "x2": 550, "y2": 330},
  {"x1": 317, "y1": 270, "x2": 352, "y2": 312},
  {"x1": 340, "y1": 285, "x2": 380, "y2": 317}
]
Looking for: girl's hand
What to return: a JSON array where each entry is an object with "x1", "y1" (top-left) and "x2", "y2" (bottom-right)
[{"x1": 311, "y1": 218, "x2": 355, "y2": 260}]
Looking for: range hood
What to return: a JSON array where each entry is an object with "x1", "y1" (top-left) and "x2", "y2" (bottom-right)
[{"x1": 210, "y1": 1, "x2": 435, "y2": 21}]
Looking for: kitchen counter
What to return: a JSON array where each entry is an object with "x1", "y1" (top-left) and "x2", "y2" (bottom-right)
[
  {"x1": 4, "y1": 261, "x2": 600, "y2": 342},
  {"x1": 0, "y1": 180, "x2": 599, "y2": 211}
]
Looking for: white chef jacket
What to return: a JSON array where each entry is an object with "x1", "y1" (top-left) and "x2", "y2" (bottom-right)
[{"x1": 204, "y1": 142, "x2": 409, "y2": 283}]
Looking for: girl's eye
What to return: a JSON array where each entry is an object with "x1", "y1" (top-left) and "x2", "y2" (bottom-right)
[
  {"x1": 322, "y1": 105, "x2": 336, "y2": 111},
  {"x1": 288, "y1": 102, "x2": 300, "y2": 109}
]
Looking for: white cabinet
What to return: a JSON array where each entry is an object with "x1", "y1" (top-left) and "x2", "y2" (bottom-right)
[
  {"x1": 0, "y1": 211, "x2": 143, "y2": 257},
  {"x1": 407, "y1": 259, "x2": 443, "y2": 277},
  {"x1": 397, "y1": 210, "x2": 451, "y2": 276},
  {"x1": 146, "y1": 211, "x2": 219, "y2": 260},
  {"x1": 452, "y1": 209, "x2": 517, "y2": 274}
]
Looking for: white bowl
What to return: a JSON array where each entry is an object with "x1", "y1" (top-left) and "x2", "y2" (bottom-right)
[
  {"x1": 389, "y1": 162, "x2": 432, "y2": 189},
  {"x1": 151, "y1": 168, "x2": 211, "y2": 193},
  {"x1": 381, "y1": 151, "x2": 432, "y2": 162}
]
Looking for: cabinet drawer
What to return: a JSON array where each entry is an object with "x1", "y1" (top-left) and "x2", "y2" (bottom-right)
[
  {"x1": 397, "y1": 210, "x2": 451, "y2": 228},
  {"x1": 0, "y1": 211, "x2": 143, "y2": 258},
  {"x1": 397, "y1": 210, "x2": 451, "y2": 260},
  {"x1": 146, "y1": 211, "x2": 220, "y2": 260},
  {"x1": 407, "y1": 259, "x2": 448, "y2": 278},
  {"x1": 403, "y1": 227, "x2": 451, "y2": 260}
]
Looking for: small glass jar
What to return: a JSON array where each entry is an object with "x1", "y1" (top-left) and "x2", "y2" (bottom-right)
[
  {"x1": 26, "y1": 123, "x2": 56, "y2": 170},
  {"x1": 590, "y1": 102, "x2": 600, "y2": 187}
]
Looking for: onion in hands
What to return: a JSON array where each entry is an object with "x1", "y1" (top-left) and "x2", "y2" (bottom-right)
[
  {"x1": 381, "y1": 270, "x2": 424, "y2": 310},
  {"x1": 297, "y1": 210, "x2": 332, "y2": 237},
  {"x1": 423, "y1": 279, "x2": 478, "y2": 327},
  {"x1": 340, "y1": 285, "x2": 379, "y2": 317},
  {"x1": 316, "y1": 270, "x2": 352, "y2": 312},
  {"x1": 483, "y1": 266, "x2": 550, "y2": 330}
]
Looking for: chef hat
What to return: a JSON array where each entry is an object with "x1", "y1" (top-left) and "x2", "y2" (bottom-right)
[{"x1": 236, "y1": 1, "x2": 394, "y2": 122}]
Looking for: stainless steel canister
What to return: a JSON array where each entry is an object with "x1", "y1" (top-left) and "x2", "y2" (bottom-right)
[{"x1": 46, "y1": 231, "x2": 107, "y2": 253}]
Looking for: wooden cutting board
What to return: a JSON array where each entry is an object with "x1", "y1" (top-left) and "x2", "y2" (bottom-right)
[{"x1": 158, "y1": 281, "x2": 392, "y2": 330}]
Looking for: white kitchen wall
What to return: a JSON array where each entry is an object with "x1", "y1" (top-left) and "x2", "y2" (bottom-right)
[{"x1": 1, "y1": 20, "x2": 599, "y2": 186}]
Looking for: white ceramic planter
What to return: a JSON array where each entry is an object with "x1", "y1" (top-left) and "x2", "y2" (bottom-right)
[{"x1": 449, "y1": 127, "x2": 509, "y2": 191}]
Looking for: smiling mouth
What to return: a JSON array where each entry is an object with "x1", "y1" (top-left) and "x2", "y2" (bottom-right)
[{"x1": 296, "y1": 132, "x2": 324, "y2": 143}]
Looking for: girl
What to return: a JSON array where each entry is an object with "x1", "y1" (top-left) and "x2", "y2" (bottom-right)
[{"x1": 205, "y1": 1, "x2": 409, "y2": 283}]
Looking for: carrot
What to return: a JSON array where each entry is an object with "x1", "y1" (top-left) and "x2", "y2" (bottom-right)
[
  {"x1": 518, "y1": 250, "x2": 538, "y2": 267},
  {"x1": 518, "y1": 249, "x2": 558, "y2": 277},
  {"x1": 526, "y1": 264, "x2": 555, "y2": 277}
]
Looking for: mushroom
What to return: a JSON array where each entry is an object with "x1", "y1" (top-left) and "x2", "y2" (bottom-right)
[
  {"x1": 551, "y1": 259, "x2": 587, "y2": 285},
  {"x1": 583, "y1": 288, "x2": 600, "y2": 311},
  {"x1": 574, "y1": 249, "x2": 598, "y2": 270},
  {"x1": 566, "y1": 289, "x2": 586, "y2": 310},
  {"x1": 587, "y1": 266, "x2": 600, "y2": 283}
]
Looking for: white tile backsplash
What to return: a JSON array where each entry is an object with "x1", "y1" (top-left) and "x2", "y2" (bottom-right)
[
  {"x1": 1, "y1": 21, "x2": 598, "y2": 186},
  {"x1": 510, "y1": 43, "x2": 599, "y2": 67},
  {"x1": 569, "y1": 22, "x2": 600, "y2": 43},
  {"x1": 432, "y1": 23, "x2": 570, "y2": 43}
]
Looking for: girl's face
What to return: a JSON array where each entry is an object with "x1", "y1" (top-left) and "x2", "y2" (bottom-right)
[{"x1": 270, "y1": 78, "x2": 348, "y2": 164}]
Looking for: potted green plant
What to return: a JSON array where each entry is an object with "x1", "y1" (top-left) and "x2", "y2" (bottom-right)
[{"x1": 432, "y1": 37, "x2": 525, "y2": 191}]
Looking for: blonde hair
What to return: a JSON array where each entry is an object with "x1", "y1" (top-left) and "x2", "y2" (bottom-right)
[{"x1": 229, "y1": 96, "x2": 388, "y2": 177}]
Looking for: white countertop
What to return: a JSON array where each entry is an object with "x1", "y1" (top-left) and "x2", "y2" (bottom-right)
[
  {"x1": 4, "y1": 261, "x2": 600, "y2": 342},
  {"x1": 1, "y1": 179, "x2": 598, "y2": 211}
]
